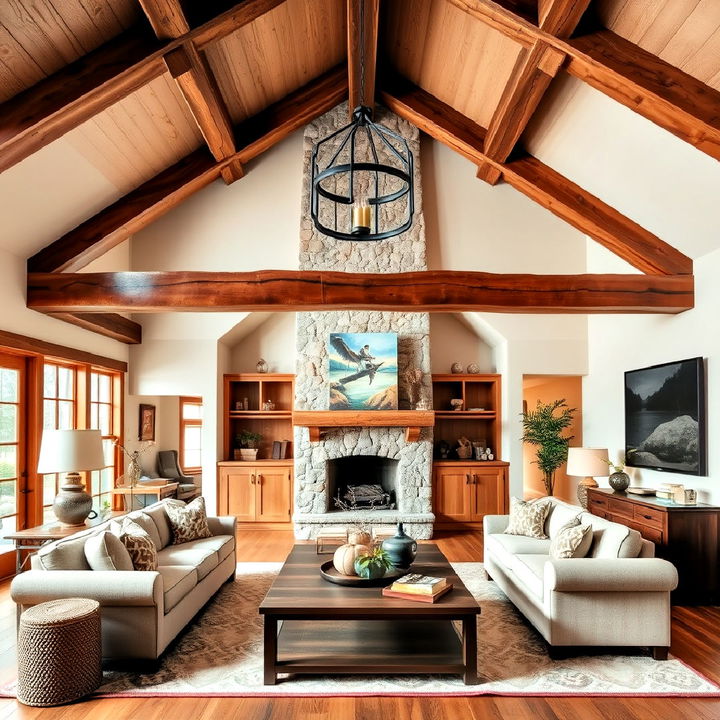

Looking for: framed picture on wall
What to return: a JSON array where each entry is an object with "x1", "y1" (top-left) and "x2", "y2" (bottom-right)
[{"x1": 139, "y1": 404, "x2": 156, "y2": 441}]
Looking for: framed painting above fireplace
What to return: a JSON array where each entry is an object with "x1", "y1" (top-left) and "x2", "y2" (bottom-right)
[{"x1": 328, "y1": 332, "x2": 398, "y2": 410}]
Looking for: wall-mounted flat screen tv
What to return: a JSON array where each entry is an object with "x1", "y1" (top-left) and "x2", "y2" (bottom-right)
[{"x1": 625, "y1": 357, "x2": 706, "y2": 476}]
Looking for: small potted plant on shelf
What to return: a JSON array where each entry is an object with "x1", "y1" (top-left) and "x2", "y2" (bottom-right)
[
  {"x1": 354, "y1": 546, "x2": 395, "y2": 580},
  {"x1": 605, "y1": 458, "x2": 631, "y2": 492},
  {"x1": 235, "y1": 430, "x2": 262, "y2": 461}
]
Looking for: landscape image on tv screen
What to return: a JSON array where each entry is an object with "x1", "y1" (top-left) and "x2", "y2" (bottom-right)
[{"x1": 625, "y1": 357, "x2": 705, "y2": 475}]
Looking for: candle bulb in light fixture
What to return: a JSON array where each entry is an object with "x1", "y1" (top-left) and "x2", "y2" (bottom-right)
[{"x1": 351, "y1": 196, "x2": 371, "y2": 236}]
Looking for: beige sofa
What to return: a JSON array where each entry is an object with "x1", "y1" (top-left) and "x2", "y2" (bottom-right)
[
  {"x1": 11, "y1": 500, "x2": 237, "y2": 660},
  {"x1": 484, "y1": 497, "x2": 678, "y2": 659}
]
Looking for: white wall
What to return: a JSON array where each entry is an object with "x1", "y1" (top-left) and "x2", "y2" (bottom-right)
[
  {"x1": 583, "y1": 241, "x2": 720, "y2": 504},
  {"x1": 429, "y1": 314, "x2": 494, "y2": 373},
  {"x1": 228, "y1": 313, "x2": 296, "y2": 373}
]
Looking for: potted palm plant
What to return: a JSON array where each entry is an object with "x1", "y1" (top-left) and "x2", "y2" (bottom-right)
[{"x1": 521, "y1": 399, "x2": 575, "y2": 496}]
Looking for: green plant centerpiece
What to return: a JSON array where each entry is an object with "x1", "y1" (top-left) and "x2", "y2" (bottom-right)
[
  {"x1": 521, "y1": 399, "x2": 576, "y2": 496},
  {"x1": 235, "y1": 430, "x2": 262, "y2": 449},
  {"x1": 354, "y1": 546, "x2": 394, "y2": 580}
]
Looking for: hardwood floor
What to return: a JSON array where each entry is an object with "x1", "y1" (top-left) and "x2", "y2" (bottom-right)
[{"x1": 1, "y1": 529, "x2": 720, "y2": 719}]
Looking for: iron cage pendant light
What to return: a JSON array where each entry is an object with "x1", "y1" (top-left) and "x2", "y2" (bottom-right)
[{"x1": 310, "y1": 105, "x2": 414, "y2": 241}]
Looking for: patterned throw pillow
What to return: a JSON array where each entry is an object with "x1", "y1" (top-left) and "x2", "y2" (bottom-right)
[
  {"x1": 550, "y1": 518, "x2": 593, "y2": 559},
  {"x1": 110, "y1": 518, "x2": 158, "y2": 571},
  {"x1": 504, "y1": 497, "x2": 551, "y2": 539},
  {"x1": 165, "y1": 496, "x2": 213, "y2": 545}
]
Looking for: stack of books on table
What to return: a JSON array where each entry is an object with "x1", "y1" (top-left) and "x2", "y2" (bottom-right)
[
  {"x1": 382, "y1": 574, "x2": 453, "y2": 603},
  {"x1": 657, "y1": 483, "x2": 684, "y2": 500}
]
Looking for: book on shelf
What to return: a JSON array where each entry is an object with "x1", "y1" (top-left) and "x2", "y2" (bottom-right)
[
  {"x1": 390, "y1": 573, "x2": 449, "y2": 595},
  {"x1": 272, "y1": 441, "x2": 282, "y2": 460},
  {"x1": 382, "y1": 584, "x2": 453, "y2": 603}
]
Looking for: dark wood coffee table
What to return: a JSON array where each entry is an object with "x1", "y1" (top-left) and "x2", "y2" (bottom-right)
[{"x1": 259, "y1": 543, "x2": 480, "y2": 685}]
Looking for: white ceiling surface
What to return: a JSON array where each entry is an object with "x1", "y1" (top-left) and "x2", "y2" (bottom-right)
[
  {"x1": 526, "y1": 75, "x2": 720, "y2": 261},
  {"x1": 0, "y1": 137, "x2": 122, "y2": 257}
]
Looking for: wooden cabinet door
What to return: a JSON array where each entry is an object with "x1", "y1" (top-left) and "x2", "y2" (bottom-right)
[
  {"x1": 225, "y1": 466, "x2": 256, "y2": 522},
  {"x1": 433, "y1": 466, "x2": 473, "y2": 522},
  {"x1": 256, "y1": 466, "x2": 293, "y2": 522},
  {"x1": 470, "y1": 466, "x2": 506, "y2": 521}
]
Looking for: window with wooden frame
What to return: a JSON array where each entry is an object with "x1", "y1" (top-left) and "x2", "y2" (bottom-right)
[
  {"x1": 89, "y1": 370, "x2": 122, "y2": 516},
  {"x1": 179, "y1": 396, "x2": 202, "y2": 475},
  {"x1": 41, "y1": 362, "x2": 77, "y2": 524}
]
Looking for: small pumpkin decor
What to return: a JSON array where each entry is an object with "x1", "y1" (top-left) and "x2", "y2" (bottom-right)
[
  {"x1": 348, "y1": 530, "x2": 372, "y2": 546},
  {"x1": 333, "y1": 543, "x2": 371, "y2": 576},
  {"x1": 354, "y1": 546, "x2": 395, "y2": 580}
]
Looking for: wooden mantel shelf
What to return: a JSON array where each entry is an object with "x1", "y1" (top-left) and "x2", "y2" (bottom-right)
[{"x1": 292, "y1": 410, "x2": 435, "y2": 442}]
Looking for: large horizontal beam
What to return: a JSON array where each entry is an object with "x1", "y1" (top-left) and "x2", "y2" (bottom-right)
[
  {"x1": 445, "y1": 0, "x2": 720, "y2": 161},
  {"x1": 27, "y1": 270, "x2": 694, "y2": 314},
  {"x1": 27, "y1": 66, "x2": 347, "y2": 274},
  {"x1": 0, "y1": 0, "x2": 288, "y2": 174},
  {"x1": 380, "y1": 80, "x2": 692, "y2": 276}
]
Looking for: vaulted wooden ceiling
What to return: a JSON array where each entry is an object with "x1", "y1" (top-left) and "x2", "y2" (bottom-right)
[{"x1": 3, "y1": 0, "x2": 717, "y2": 344}]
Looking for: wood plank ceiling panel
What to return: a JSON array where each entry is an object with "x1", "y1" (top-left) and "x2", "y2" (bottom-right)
[
  {"x1": 204, "y1": 0, "x2": 346, "y2": 125},
  {"x1": 64, "y1": 71, "x2": 204, "y2": 194},
  {"x1": 597, "y1": 0, "x2": 720, "y2": 90},
  {"x1": 0, "y1": 0, "x2": 141, "y2": 102},
  {"x1": 382, "y1": 0, "x2": 525, "y2": 129}
]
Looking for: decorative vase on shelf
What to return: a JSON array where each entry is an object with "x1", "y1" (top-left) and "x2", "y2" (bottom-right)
[
  {"x1": 382, "y1": 523, "x2": 417, "y2": 570},
  {"x1": 451, "y1": 362, "x2": 463, "y2": 374},
  {"x1": 256, "y1": 359, "x2": 268, "y2": 373},
  {"x1": 609, "y1": 471, "x2": 630, "y2": 492}
]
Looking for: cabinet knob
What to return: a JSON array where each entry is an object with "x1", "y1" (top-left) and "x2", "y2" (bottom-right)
[
  {"x1": 258, "y1": 474, "x2": 263, "y2": 485},
  {"x1": 251, "y1": 474, "x2": 255, "y2": 484},
  {"x1": 473, "y1": 474, "x2": 478, "y2": 485},
  {"x1": 466, "y1": 474, "x2": 471, "y2": 484}
]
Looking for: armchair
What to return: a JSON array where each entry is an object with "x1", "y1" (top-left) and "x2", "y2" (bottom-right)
[{"x1": 156, "y1": 450, "x2": 201, "y2": 502}]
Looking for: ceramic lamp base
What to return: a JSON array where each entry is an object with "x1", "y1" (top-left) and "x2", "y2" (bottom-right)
[
  {"x1": 577, "y1": 476, "x2": 599, "y2": 510},
  {"x1": 53, "y1": 472, "x2": 94, "y2": 527}
]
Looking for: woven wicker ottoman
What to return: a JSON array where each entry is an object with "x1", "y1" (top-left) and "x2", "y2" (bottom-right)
[{"x1": 17, "y1": 598, "x2": 102, "y2": 706}]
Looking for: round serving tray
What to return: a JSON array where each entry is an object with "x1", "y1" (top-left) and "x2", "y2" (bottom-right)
[{"x1": 319, "y1": 561, "x2": 404, "y2": 587}]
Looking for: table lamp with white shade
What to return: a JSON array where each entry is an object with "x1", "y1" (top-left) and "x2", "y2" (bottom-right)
[
  {"x1": 37, "y1": 429, "x2": 105, "y2": 526},
  {"x1": 567, "y1": 447, "x2": 610, "y2": 509}
]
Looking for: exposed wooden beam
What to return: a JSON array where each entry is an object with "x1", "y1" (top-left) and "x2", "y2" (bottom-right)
[
  {"x1": 28, "y1": 67, "x2": 346, "y2": 274},
  {"x1": 502, "y1": 156, "x2": 693, "y2": 276},
  {"x1": 28, "y1": 149, "x2": 220, "y2": 273},
  {"x1": 164, "y1": 44, "x2": 242, "y2": 182},
  {"x1": 379, "y1": 76, "x2": 487, "y2": 166},
  {"x1": 380, "y1": 79, "x2": 692, "y2": 276},
  {"x1": 537, "y1": 0, "x2": 592, "y2": 38},
  {"x1": 27, "y1": 270, "x2": 694, "y2": 314},
  {"x1": 47, "y1": 313, "x2": 142, "y2": 345},
  {"x1": 0, "y1": 31, "x2": 164, "y2": 175},
  {"x1": 0, "y1": 329, "x2": 128, "y2": 372},
  {"x1": 444, "y1": 0, "x2": 720, "y2": 161},
  {"x1": 347, "y1": 0, "x2": 379, "y2": 116},
  {"x1": 483, "y1": 40, "x2": 565, "y2": 163},
  {"x1": 0, "y1": 0, "x2": 288, "y2": 174},
  {"x1": 567, "y1": 31, "x2": 720, "y2": 161},
  {"x1": 138, "y1": 0, "x2": 190, "y2": 39},
  {"x1": 476, "y1": 162, "x2": 502, "y2": 185}
]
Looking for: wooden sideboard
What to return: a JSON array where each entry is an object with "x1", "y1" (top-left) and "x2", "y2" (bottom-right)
[{"x1": 587, "y1": 487, "x2": 720, "y2": 605}]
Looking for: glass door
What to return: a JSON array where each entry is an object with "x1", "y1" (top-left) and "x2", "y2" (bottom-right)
[{"x1": 0, "y1": 354, "x2": 26, "y2": 578}]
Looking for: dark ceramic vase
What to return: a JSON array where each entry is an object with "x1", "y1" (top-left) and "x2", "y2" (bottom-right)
[
  {"x1": 609, "y1": 471, "x2": 630, "y2": 492},
  {"x1": 382, "y1": 522, "x2": 417, "y2": 570}
]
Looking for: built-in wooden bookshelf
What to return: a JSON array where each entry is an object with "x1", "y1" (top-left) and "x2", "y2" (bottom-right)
[{"x1": 222, "y1": 374, "x2": 295, "y2": 462}]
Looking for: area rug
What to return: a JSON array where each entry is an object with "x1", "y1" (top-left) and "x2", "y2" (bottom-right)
[{"x1": 6, "y1": 563, "x2": 720, "y2": 698}]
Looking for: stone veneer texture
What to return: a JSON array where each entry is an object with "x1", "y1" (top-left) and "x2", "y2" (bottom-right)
[{"x1": 294, "y1": 103, "x2": 434, "y2": 539}]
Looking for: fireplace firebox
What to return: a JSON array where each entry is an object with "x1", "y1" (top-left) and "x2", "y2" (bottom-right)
[{"x1": 326, "y1": 456, "x2": 399, "y2": 512}]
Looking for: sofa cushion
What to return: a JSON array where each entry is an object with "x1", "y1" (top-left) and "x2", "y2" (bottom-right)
[
  {"x1": 180, "y1": 535, "x2": 235, "y2": 563},
  {"x1": 580, "y1": 512, "x2": 643, "y2": 558},
  {"x1": 84, "y1": 531, "x2": 134, "y2": 571},
  {"x1": 143, "y1": 501, "x2": 176, "y2": 549},
  {"x1": 158, "y1": 565, "x2": 198, "y2": 613},
  {"x1": 157, "y1": 540, "x2": 220, "y2": 581},
  {"x1": 545, "y1": 501, "x2": 582, "y2": 539},
  {"x1": 508, "y1": 554, "x2": 546, "y2": 600},
  {"x1": 111, "y1": 518, "x2": 158, "y2": 571},
  {"x1": 36, "y1": 525, "x2": 108, "y2": 570},
  {"x1": 165, "y1": 496, "x2": 213, "y2": 545},
  {"x1": 126, "y1": 511, "x2": 162, "y2": 550},
  {"x1": 549, "y1": 519, "x2": 593, "y2": 559},
  {"x1": 504, "y1": 497, "x2": 550, "y2": 539},
  {"x1": 485, "y1": 533, "x2": 551, "y2": 570}
]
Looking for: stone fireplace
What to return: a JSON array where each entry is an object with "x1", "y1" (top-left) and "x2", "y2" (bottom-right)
[
  {"x1": 327, "y1": 456, "x2": 399, "y2": 512},
  {"x1": 293, "y1": 103, "x2": 434, "y2": 539}
]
